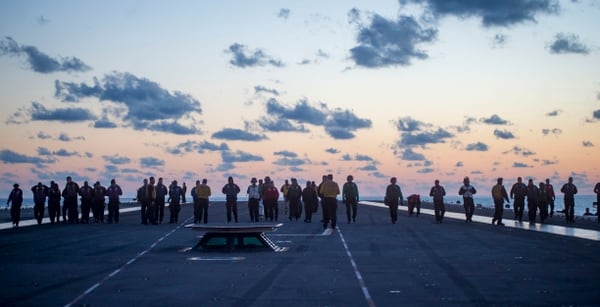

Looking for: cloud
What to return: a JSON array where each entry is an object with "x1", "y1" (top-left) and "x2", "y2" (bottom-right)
[
  {"x1": 492, "y1": 33, "x2": 507, "y2": 46},
  {"x1": 493, "y1": 129, "x2": 515, "y2": 139},
  {"x1": 593, "y1": 109, "x2": 600, "y2": 120},
  {"x1": 582, "y1": 141, "x2": 594, "y2": 147},
  {"x1": 325, "y1": 148, "x2": 339, "y2": 154},
  {"x1": 548, "y1": 33, "x2": 590, "y2": 55},
  {"x1": 417, "y1": 167, "x2": 435, "y2": 173},
  {"x1": 278, "y1": 8, "x2": 290, "y2": 20},
  {"x1": 58, "y1": 132, "x2": 85, "y2": 142},
  {"x1": 540, "y1": 159, "x2": 558, "y2": 165},
  {"x1": 221, "y1": 150, "x2": 264, "y2": 163},
  {"x1": 455, "y1": 161, "x2": 464, "y2": 167},
  {"x1": 226, "y1": 43, "x2": 283, "y2": 68},
  {"x1": 404, "y1": 0, "x2": 559, "y2": 27},
  {"x1": 348, "y1": 9, "x2": 437, "y2": 68},
  {"x1": 94, "y1": 117, "x2": 118, "y2": 128},
  {"x1": 399, "y1": 128, "x2": 453, "y2": 147},
  {"x1": 36, "y1": 131, "x2": 52, "y2": 140},
  {"x1": 273, "y1": 157, "x2": 306, "y2": 166},
  {"x1": 102, "y1": 155, "x2": 131, "y2": 165},
  {"x1": 140, "y1": 157, "x2": 164, "y2": 169},
  {"x1": 542, "y1": 128, "x2": 562, "y2": 135},
  {"x1": 273, "y1": 150, "x2": 298, "y2": 158},
  {"x1": 211, "y1": 128, "x2": 267, "y2": 141},
  {"x1": 394, "y1": 117, "x2": 429, "y2": 132},
  {"x1": 257, "y1": 117, "x2": 309, "y2": 133},
  {"x1": 0, "y1": 36, "x2": 91, "y2": 73},
  {"x1": 37, "y1": 147, "x2": 52, "y2": 156},
  {"x1": 53, "y1": 148, "x2": 79, "y2": 157},
  {"x1": 254, "y1": 85, "x2": 280, "y2": 96},
  {"x1": 465, "y1": 142, "x2": 489, "y2": 151},
  {"x1": 0, "y1": 149, "x2": 50, "y2": 164},
  {"x1": 261, "y1": 98, "x2": 371, "y2": 139},
  {"x1": 54, "y1": 72, "x2": 203, "y2": 134},
  {"x1": 513, "y1": 162, "x2": 532, "y2": 168},
  {"x1": 167, "y1": 140, "x2": 230, "y2": 155},
  {"x1": 358, "y1": 164, "x2": 378, "y2": 171},
  {"x1": 14, "y1": 101, "x2": 97, "y2": 123},
  {"x1": 401, "y1": 148, "x2": 426, "y2": 161},
  {"x1": 506, "y1": 146, "x2": 536, "y2": 156},
  {"x1": 36, "y1": 16, "x2": 50, "y2": 26},
  {"x1": 481, "y1": 114, "x2": 508, "y2": 125},
  {"x1": 546, "y1": 109, "x2": 562, "y2": 116}
]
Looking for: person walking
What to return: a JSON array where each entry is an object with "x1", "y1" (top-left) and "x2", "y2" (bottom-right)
[
  {"x1": 31, "y1": 182, "x2": 48, "y2": 225},
  {"x1": 545, "y1": 178, "x2": 556, "y2": 217},
  {"x1": 7, "y1": 183, "x2": 23, "y2": 227},
  {"x1": 247, "y1": 178, "x2": 261, "y2": 222},
  {"x1": 222, "y1": 176, "x2": 241, "y2": 223},
  {"x1": 106, "y1": 179, "x2": 123, "y2": 223},
  {"x1": 526, "y1": 179, "x2": 539, "y2": 224},
  {"x1": 491, "y1": 177, "x2": 509, "y2": 226},
  {"x1": 93, "y1": 181, "x2": 107, "y2": 223},
  {"x1": 168, "y1": 180, "x2": 183, "y2": 223},
  {"x1": 262, "y1": 178, "x2": 279, "y2": 222},
  {"x1": 287, "y1": 178, "x2": 303, "y2": 221},
  {"x1": 510, "y1": 177, "x2": 527, "y2": 222},
  {"x1": 560, "y1": 177, "x2": 578, "y2": 223},
  {"x1": 342, "y1": 175, "x2": 359, "y2": 223},
  {"x1": 62, "y1": 176, "x2": 80, "y2": 224},
  {"x1": 47, "y1": 181, "x2": 61, "y2": 224},
  {"x1": 430, "y1": 180, "x2": 446, "y2": 224},
  {"x1": 302, "y1": 181, "x2": 317, "y2": 223},
  {"x1": 79, "y1": 181, "x2": 93, "y2": 224},
  {"x1": 319, "y1": 174, "x2": 340, "y2": 230},
  {"x1": 538, "y1": 182, "x2": 549, "y2": 223},
  {"x1": 155, "y1": 177, "x2": 168, "y2": 223},
  {"x1": 194, "y1": 179, "x2": 211, "y2": 224},
  {"x1": 385, "y1": 177, "x2": 403, "y2": 224},
  {"x1": 458, "y1": 176, "x2": 477, "y2": 222}
]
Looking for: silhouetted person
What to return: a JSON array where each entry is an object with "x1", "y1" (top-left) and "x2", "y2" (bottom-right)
[
  {"x1": 7, "y1": 183, "x2": 23, "y2": 227},
  {"x1": 62, "y1": 176, "x2": 80, "y2": 224},
  {"x1": 137, "y1": 178, "x2": 150, "y2": 224},
  {"x1": 538, "y1": 182, "x2": 549, "y2": 223},
  {"x1": 492, "y1": 177, "x2": 509, "y2": 226},
  {"x1": 222, "y1": 176, "x2": 241, "y2": 223},
  {"x1": 430, "y1": 180, "x2": 446, "y2": 223},
  {"x1": 47, "y1": 181, "x2": 61, "y2": 224},
  {"x1": 155, "y1": 177, "x2": 168, "y2": 223},
  {"x1": 560, "y1": 177, "x2": 578, "y2": 223},
  {"x1": 287, "y1": 178, "x2": 302, "y2": 221},
  {"x1": 510, "y1": 177, "x2": 527, "y2": 222},
  {"x1": 247, "y1": 177, "x2": 261, "y2": 222},
  {"x1": 168, "y1": 180, "x2": 183, "y2": 223},
  {"x1": 594, "y1": 182, "x2": 600, "y2": 222},
  {"x1": 194, "y1": 179, "x2": 211, "y2": 224},
  {"x1": 302, "y1": 181, "x2": 318, "y2": 223},
  {"x1": 107, "y1": 179, "x2": 123, "y2": 223},
  {"x1": 262, "y1": 178, "x2": 279, "y2": 222},
  {"x1": 93, "y1": 181, "x2": 107, "y2": 223},
  {"x1": 79, "y1": 181, "x2": 93, "y2": 223},
  {"x1": 546, "y1": 178, "x2": 556, "y2": 217},
  {"x1": 342, "y1": 175, "x2": 359, "y2": 223},
  {"x1": 31, "y1": 182, "x2": 48, "y2": 225},
  {"x1": 459, "y1": 176, "x2": 477, "y2": 222},
  {"x1": 526, "y1": 179, "x2": 539, "y2": 224},
  {"x1": 319, "y1": 174, "x2": 340, "y2": 229},
  {"x1": 385, "y1": 177, "x2": 403, "y2": 224}
]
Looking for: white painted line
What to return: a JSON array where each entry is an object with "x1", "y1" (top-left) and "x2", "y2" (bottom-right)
[
  {"x1": 360, "y1": 201, "x2": 600, "y2": 241},
  {"x1": 64, "y1": 216, "x2": 192, "y2": 307},
  {"x1": 337, "y1": 226, "x2": 376, "y2": 307},
  {"x1": 187, "y1": 257, "x2": 245, "y2": 261}
]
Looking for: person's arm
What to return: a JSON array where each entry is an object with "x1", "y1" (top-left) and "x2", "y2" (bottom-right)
[{"x1": 355, "y1": 183, "x2": 359, "y2": 202}]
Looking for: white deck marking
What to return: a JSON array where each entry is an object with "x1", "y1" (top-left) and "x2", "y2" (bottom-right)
[{"x1": 337, "y1": 226, "x2": 376, "y2": 307}]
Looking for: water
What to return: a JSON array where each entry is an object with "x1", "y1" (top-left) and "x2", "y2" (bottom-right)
[{"x1": 2, "y1": 195, "x2": 598, "y2": 216}]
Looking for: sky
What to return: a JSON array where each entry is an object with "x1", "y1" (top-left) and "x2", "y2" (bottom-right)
[{"x1": 1, "y1": 0, "x2": 599, "y2": 198}]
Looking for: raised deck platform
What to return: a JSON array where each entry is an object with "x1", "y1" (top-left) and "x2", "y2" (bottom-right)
[{"x1": 185, "y1": 223, "x2": 285, "y2": 251}]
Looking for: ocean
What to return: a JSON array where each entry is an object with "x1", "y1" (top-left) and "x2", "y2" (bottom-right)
[{"x1": 2, "y1": 195, "x2": 598, "y2": 216}]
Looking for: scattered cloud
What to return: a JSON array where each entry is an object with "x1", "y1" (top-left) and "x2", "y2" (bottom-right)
[
  {"x1": 513, "y1": 162, "x2": 532, "y2": 168},
  {"x1": 548, "y1": 33, "x2": 590, "y2": 55},
  {"x1": 546, "y1": 109, "x2": 562, "y2": 116},
  {"x1": 273, "y1": 157, "x2": 306, "y2": 166},
  {"x1": 36, "y1": 131, "x2": 52, "y2": 140},
  {"x1": 542, "y1": 128, "x2": 562, "y2": 135},
  {"x1": 58, "y1": 132, "x2": 85, "y2": 142},
  {"x1": 278, "y1": 8, "x2": 290, "y2": 20},
  {"x1": 348, "y1": 8, "x2": 437, "y2": 68},
  {"x1": 582, "y1": 141, "x2": 594, "y2": 147},
  {"x1": 94, "y1": 117, "x2": 118, "y2": 128},
  {"x1": 254, "y1": 85, "x2": 280, "y2": 96},
  {"x1": 325, "y1": 148, "x2": 339, "y2": 154},
  {"x1": 398, "y1": 128, "x2": 454, "y2": 147},
  {"x1": 140, "y1": 157, "x2": 164, "y2": 169},
  {"x1": 493, "y1": 129, "x2": 515, "y2": 139},
  {"x1": 481, "y1": 114, "x2": 508, "y2": 125},
  {"x1": 404, "y1": 0, "x2": 559, "y2": 27},
  {"x1": 211, "y1": 128, "x2": 267, "y2": 141},
  {"x1": 273, "y1": 150, "x2": 298, "y2": 158},
  {"x1": 417, "y1": 167, "x2": 434, "y2": 173},
  {"x1": 455, "y1": 161, "x2": 464, "y2": 167},
  {"x1": 0, "y1": 149, "x2": 51, "y2": 164},
  {"x1": 0, "y1": 36, "x2": 91, "y2": 73},
  {"x1": 593, "y1": 109, "x2": 600, "y2": 120},
  {"x1": 221, "y1": 150, "x2": 264, "y2": 163},
  {"x1": 506, "y1": 146, "x2": 536, "y2": 156},
  {"x1": 394, "y1": 116, "x2": 429, "y2": 132},
  {"x1": 358, "y1": 163, "x2": 378, "y2": 171},
  {"x1": 226, "y1": 43, "x2": 283, "y2": 68},
  {"x1": 540, "y1": 159, "x2": 558, "y2": 165},
  {"x1": 401, "y1": 148, "x2": 426, "y2": 161},
  {"x1": 492, "y1": 33, "x2": 507, "y2": 47},
  {"x1": 465, "y1": 142, "x2": 489, "y2": 151},
  {"x1": 36, "y1": 15, "x2": 50, "y2": 26},
  {"x1": 102, "y1": 155, "x2": 131, "y2": 165},
  {"x1": 260, "y1": 98, "x2": 371, "y2": 139},
  {"x1": 9, "y1": 101, "x2": 97, "y2": 123},
  {"x1": 54, "y1": 72, "x2": 203, "y2": 134}
]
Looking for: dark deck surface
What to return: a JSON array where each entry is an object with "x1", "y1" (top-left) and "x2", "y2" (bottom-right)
[{"x1": 1, "y1": 201, "x2": 599, "y2": 306}]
